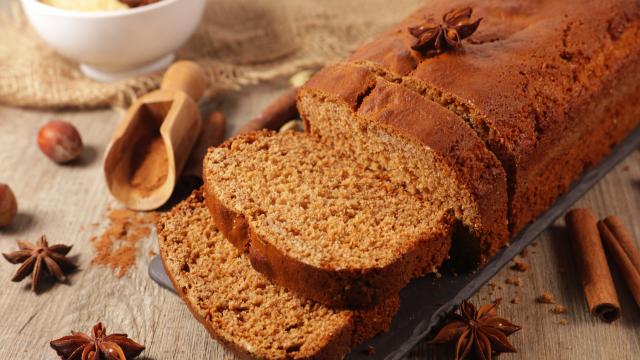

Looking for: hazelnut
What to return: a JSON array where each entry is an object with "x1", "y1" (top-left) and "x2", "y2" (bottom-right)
[
  {"x1": 279, "y1": 119, "x2": 304, "y2": 133},
  {"x1": 37, "y1": 120, "x2": 83, "y2": 163},
  {"x1": 0, "y1": 184, "x2": 17, "y2": 227},
  {"x1": 289, "y1": 70, "x2": 314, "y2": 87}
]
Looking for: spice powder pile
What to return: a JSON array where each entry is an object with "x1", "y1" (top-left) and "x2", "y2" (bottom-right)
[
  {"x1": 91, "y1": 208, "x2": 159, "y2": 277},
  {"x1": 129, "y1": 134, "x2": 169, "y2": 197}
]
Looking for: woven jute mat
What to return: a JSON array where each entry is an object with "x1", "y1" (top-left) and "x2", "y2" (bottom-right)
[{"x1": 0, "y1": 0, "x2": 422, "y2": 109}]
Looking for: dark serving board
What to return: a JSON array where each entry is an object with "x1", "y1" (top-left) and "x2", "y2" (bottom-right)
[{"x1": 149, "y1": 126, "x2": 640, "y2": 360}]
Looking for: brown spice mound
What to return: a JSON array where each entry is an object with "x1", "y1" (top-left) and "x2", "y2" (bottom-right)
[
  {"x1": 91, "y1": 208, "x2": 159, "y2": 277},
  {"x1": 129, "y1": 134, "x2": 168, "y2": 197},
  {"x1": 510, "y1": 260, "x2": 529, "y2": 272},
  {"x1": 537, "y1": 292, "x2": 556, "y2": 304}
]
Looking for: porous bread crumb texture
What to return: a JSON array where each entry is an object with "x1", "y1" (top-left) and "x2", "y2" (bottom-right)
[
  {"x1": 297, "y1": 62, "x2": 514, "y2": 264},
  {"x1": 158, "y1": 191, "x2": 399, "y2": 359},
  {"x1": 206, "y1": 131, "x2": 451, "y2": 271},
  {"x1": 296, "y1": 90, "x2": 503, "y2": 263},
  {"x1": 297, "y1": 92, "x2": 477, "y2": 228}
]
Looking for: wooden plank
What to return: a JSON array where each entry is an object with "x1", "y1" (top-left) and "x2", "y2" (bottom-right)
[{"x1": 0, "y1": 80, "x2": 639, "y2": 359}]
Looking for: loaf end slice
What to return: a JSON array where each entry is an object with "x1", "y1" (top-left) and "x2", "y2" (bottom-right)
[
  {"x1": 158, "y1": 190, "x2": 399, "y2": 360},
  {"x1": 204, "y1": 131, "x2": 454, "y2": 308},
  {"x1": 298, "y1": 63, "x2": 508, "y2": 264}
]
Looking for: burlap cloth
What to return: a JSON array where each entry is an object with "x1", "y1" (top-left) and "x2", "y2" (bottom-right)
[{"x1": 0, "y1": 0, "x2": 423, "y2": 109}]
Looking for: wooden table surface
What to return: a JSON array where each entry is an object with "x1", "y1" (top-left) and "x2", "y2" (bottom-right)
[{"x1": 0, "y1": 78, "x2": 639, "y2": 360}]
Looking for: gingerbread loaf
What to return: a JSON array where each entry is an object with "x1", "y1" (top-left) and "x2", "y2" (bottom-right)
[
  {"x1": 157, "y1": 190, "x2": 399, "y2": 359},
  {"x1": 333, "y1": 0, "x2": 640, "y2": 233},
  {"x1": 202, "y1": 0, "x2": 639, "y2": 310}
]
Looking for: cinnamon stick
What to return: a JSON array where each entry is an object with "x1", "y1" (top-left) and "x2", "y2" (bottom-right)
[
  {"x1": 565, "y1": 208, "x2": 621, "y2": 322},
  {"x1": 236, "y1": 87, "x2": 299, "y2": 135},
  {"x1": 598, "y1": 216, "x2": 640, "y2": 309},
  {"x1": 602, "y1": 216, "x2": 640, "y2": 273},
  {"x1": 182, "y1": 111, "x2": 226, "y2": 180}
]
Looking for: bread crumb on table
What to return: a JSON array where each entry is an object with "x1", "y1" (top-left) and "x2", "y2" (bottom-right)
[
  {"x1": 510, "y1": 260, "x2": 529, "y2": 272},
  {"x1": 536, "y1": 291, "x2": 556, "y2": 304},
  {"x1": 551, "y1": 304, "x2": 568, "y2": 314},
  {"x1": 505, "y1": 277, "x2": 523, "y2": 287}
]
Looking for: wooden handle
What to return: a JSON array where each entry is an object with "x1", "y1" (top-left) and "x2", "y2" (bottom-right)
[{"x1": 161, "y1": 61, "x2": 207, "y2": 101}]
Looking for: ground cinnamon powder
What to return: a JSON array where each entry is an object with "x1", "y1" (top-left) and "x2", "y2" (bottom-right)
[
  {"x1": 129, "y1": 134, "x2": 168, "y2": 197},
  {"x1": 91, "y1": 208, "x2": 159, "y2": 277}
]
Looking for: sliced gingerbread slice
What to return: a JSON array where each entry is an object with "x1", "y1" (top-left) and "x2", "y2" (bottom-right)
[
  {"x1": 298, "y1": 63, "x2": 508, "y2": 263},
  {"x1": 204, "y1": 131, "x2": 454, "y2": 308}
]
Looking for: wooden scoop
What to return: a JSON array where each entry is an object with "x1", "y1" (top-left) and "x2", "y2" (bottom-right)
[{"x1": 103, "y1": 61, "x2": 206, "y2": 211}]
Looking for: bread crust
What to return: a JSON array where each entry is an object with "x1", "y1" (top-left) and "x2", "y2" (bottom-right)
[
  {"x1": 204, "y1": 167, "x2": 454, "y2": 309},
  {"x1": 157, "y1": 191, "x2": 399, "y2": 359}
]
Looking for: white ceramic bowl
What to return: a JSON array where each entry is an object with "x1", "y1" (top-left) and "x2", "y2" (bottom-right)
[{"x1": 20, "y1": 0, "x2": 206, "y2": 81}]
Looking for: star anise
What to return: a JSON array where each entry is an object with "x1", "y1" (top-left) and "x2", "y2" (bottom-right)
[
  {"x1": 408, "y1": 6, "x2": 482, "y2": 56},
  {"x1": 50, "y1": 322, "x2": 145, "y2": 360},
  {"x1": 2, "y1": 235, "x2": 77, "y2": 292},
  {"x1": 430, "y1": 300, "x2": 521, "y2": 360}
]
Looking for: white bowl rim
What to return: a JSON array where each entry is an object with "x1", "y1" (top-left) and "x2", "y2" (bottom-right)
[{"x1": 21, "y1": 0, "x2": 182, "y2": 18}]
